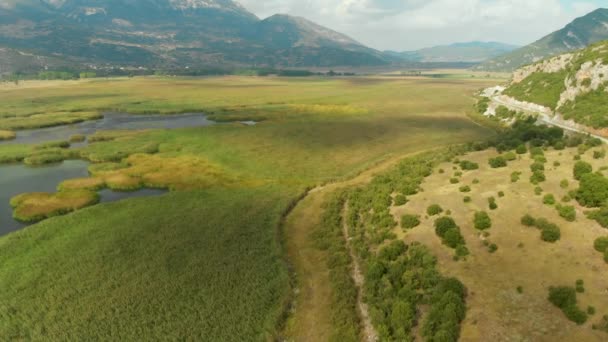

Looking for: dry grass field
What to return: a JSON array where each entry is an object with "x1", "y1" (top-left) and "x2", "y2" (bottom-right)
[{"x1": 392, "y1": 147, "x2": 608, "y2": 341}]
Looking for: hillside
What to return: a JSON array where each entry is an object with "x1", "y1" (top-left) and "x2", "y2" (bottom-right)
[
  {"x1": 0, "y1": 0, "x2": 390, "y2": 74},
  {"x1": 479, "y1": 8, "x2": 608, "y2": 71},
  {"x1": 391, "y1": 41, "x2": 519, "y2": 63}
]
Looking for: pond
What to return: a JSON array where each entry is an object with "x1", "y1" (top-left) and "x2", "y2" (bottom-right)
[
  {"x1": 0, "y1": 161, "x2": 166, "y2": 236},
  {"x1": 4, "y1": 112, "x2": 214, "y2": 145}
]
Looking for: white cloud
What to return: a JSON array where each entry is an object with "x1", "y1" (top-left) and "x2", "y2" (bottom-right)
[{"x1": 237, "y1": 0, "x2": 603, "y2": 50}]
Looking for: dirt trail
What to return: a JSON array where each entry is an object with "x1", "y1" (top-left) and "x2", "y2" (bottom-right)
[
  {"x1": 282, "y1": 152, "x2": 424, "y2": 341},
  {"x1": 342, "y1": 203, "x2": 378, "y2": 342}
]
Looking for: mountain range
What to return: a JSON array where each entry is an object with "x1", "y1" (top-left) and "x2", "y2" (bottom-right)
[
  {"x1": 0, "y1": 0, "x2": 391, "y2": 74},
  {"x1": 479, "y1": 8, "x2": 608, "y2": 71},
  {"x1": 387, "y1": 42, "x2": 519, "y2": 63}
]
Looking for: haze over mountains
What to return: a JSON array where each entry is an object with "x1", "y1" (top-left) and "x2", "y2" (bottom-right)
[
  {"x1": 0, "y1": 1, "x2": 606, "y2": 74},
  {"x1": 479, "y1": 8, "x2": 608, "y2": 71}
]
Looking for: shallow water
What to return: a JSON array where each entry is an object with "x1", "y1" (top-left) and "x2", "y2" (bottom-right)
[
  {"x1": 0, "y1": 161, "x2": 166, "y2": 236},
  {"x1": 4, "y1": 112, "x2": 213, "y2": 145}
]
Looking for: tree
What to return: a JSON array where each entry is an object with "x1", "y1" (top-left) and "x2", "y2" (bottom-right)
[
  {"x1": 576, "y1": 173, "x2": 608, "y2": 207},
  {"x1": 489, "y1": 156, "x2": 507, "y2": 168},
  {"x1": 556, "y1": 205, "x2": 576, "y2": 222},
  {"x1": 427, "y1": 204, "x2": 444, "y2": 216},
  {"x1": 434, "y1": 217, "x2": 457, "y2": 237},
  {"x1": 573, "y1": 161, "x2": 593, "y2": 181},
  {"x1": 474, "y1": 211, "x2": 492, "y2": 230},
  {"x1": 401, "y1": 214, "x2": 421, "y2": 229},
  {"x1": 521, "y1": 214, "x2": 536, "y2": 227}
]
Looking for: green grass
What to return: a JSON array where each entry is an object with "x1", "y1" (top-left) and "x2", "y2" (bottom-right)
[
  {"x1": 0, "y1": 187, "x2": 295, "y2": 340},
  {"x1": 0, "y1": 76, "x2": 495, "y2": 339},
  {"x1": 503, "y1": 71, "x2": 568, "y2": 110}
]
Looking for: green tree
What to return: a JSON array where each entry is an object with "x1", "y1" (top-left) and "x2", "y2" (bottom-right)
[
  {"x1": 474, "y1": 211, "x2": 492, "y2": 230},
  {"x1": 573, "y1": 161, "x2": 593, "y2": 181},
  {"x1": 576, "y1": 173, "x2": 608, "y2": 207}
]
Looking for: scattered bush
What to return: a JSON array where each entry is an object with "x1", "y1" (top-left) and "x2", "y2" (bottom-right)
[
  {"x1": 474, "y1": 211, "x2": 492, "y2": 230},
  {"x1": 427, "y1": 204, "x2": 443, "y2": 216},
  {"x1": 488, "y1": 197, "x2": 497, "y2": 210},
  {"x1": 521, "y1": 214, "x2": 536, "y2": 227},
  {"x1": 489, "y1": 156, "x2": 507, "y2": 168},
  {"x1": 573, "y1": 161, "x2": 593, "y2": 181},
  {"x1": 540, "y1": 223, "x2": 561, "y2": 243},
  {"x1": 554, "y1": 161, "x2": 561, "y2": 167},
  {"x1": 530, "y1": 162, "x2": 545, "y2": 172},
  {"x1": 576, "y1": 173, "x2": 608, "y2": 207},
  {"x1": 401, "y1": 214, "x2": 421, "y2": 229},
  {"x1": 560, "y1": 179, "x2": 569, "y2": 189},
  {"x1": 459, "y1": 160, "x2": 479, "y2": 170},
  {"x1": 488, "y1": 243, "x2": 498, "y2": 253},
  {"x1": 530, "y1": 170, "x2": 546, "y2": 184},
  {"x1": 543, "y1": 194, "x2": 556, "y2": 206},
  {"x1": 593, "y1": 150, "x2": 606, "y2": 160},
  {"x1": 594, "y1": 237, "x2": 608, "y2": 253},
  {"x1": 503, "y1": 152, "x2": 517, "y2": 161},
  {"x1": 548, "y1": 286, "x2": 588, "y2": 325},
  {"x1": 534, "y1": 187, "x2": 543, "y2": 195},
  {"x1": 511, "y1": 171, "x2": 521, "y2": 183},
  {"x1": 450, "y1": 178, "x2": 460, "y2": 184},
  {"x1": 516, "y1": 144, "x2": 527, "y2": 154},
  {"x1": 556, "y1": 205, "x2": 576, "y2": 222},
  {"x1": 575, "y1": 280, "x2": 585, "y2": 293},
  {"x1": 587, "y1": 208, "x2": 608, "y2": 228},
  {"x1": 498, "y1": 191, "x2": 505, "y2": 198},
  {"x1": 530, "y1": 147, "x2": 544, "y2": 157},
  {"x1": 459, "y1": 185, "x2": 471, "y2": 193},
  {"x1": 393, "y1": 194, "x2": 408, "y2": 206},
  {"x1": 472, "y1": 179, "x2": 480, "y2": 184},
  {"x1": 463, "y1": 196, "x2": 472, "y2": 203}
]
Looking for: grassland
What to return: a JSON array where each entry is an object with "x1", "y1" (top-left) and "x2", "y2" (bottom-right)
[
  {"x1": 389, "y1": 146, "x2": 608, "y2": 341},
  {"x1": 0, "y1": 75, "x2": 496, "y2": 340}
]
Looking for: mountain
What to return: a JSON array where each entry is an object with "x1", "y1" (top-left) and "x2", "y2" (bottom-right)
[
  {"x1": 0, "y1": 0, "x2": 390, "y2": 74},
  {"x1": 479, "y1": 8, "x2": 608, "y2": 71},
  {"x1": 389, "y1": 42, "x2": 519, "y2": 63},
  {"x1": 500, "y1": 40, "x2": 608, "y2": 130}
]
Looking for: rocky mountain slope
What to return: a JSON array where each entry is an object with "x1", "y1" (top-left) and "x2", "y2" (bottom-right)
[
  {"x1": 0, "y1": 0, "x2": 390, "y2": 74},
  {"x1": 478, "y1": 8, "x2": 608, "y2": 71},
  {"x1": 390, "y1": 41, "x2": 519, "y2": 63},
  {"x1": 485, "y1": 41, "x2": 608, "y2": 138}
]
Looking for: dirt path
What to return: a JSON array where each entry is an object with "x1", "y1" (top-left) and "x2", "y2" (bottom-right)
[
  {"x1": 342, "y1": 203, "x2": 378, "y2": 342},
  {"x1": 282, "y1": 153, "x2": 415, "y2": 341}
]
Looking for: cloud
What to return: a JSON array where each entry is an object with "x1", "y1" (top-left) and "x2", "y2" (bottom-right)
[{"x1": 237, "y1": 0, "x2": 603, "y2": 50}]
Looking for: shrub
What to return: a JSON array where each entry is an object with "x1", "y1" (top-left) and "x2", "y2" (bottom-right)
[
  {"x1": 434, "y1": 217, "x2": 458, "y2": 237},
  {"x1": 394, "y1": 194, "x2": 408, "y2": 206},
  {"x1": 503, "y1": 152, "x2": 517, "y2": 161},
  {"x1": 560, "y1": 179, "x2": 569, "y2": 189},
  {"x1": 459, "y1": 160, "x2": 479, "y2": 170},
  {"x1": 556, "y1": 205, "x2": 576, "y2": 222},
  {"x1": 401, "y1": 214, "x2": 421, "y2": 229},
  {"x1": 530, "y1": 162, "x2": 545, "y2": 172},
  {"x1": 543, "y1": 194, "x2": 556, "y2": 205},
  {"x1": 463, "y1": 196, "x2": 472, "y2": 203},
  {"x1": 489, "y1": 156, "x2": 507, "y2": 168},
  {"x1": 427, "y1": 204, "x2": 443, "y2": 216},
  {"x1": 587, "y1": 207, "x2": 608, "y2": 228},
  {"x1": 454, "y1": 171, "x2": 463, "y2": 177},
  {"x1": 474, "y1": 211, "x2": 492, "y2": 230},
  {"x1": 530, "y1": 170, "x2": 546, "y2": 184},
  {"x1": 472, "y1": 179, "x2": 480, "y2": 184},
  {"x1": 540, "y1": 224, "x2": 561, "y2": 243},
  {"x1": 593, "y1": 150, "x2": 606, "y2": 159},
  {"x1": 516, "y1": 144, "x2": 527, "y2": 154},
  {"x1": 554, "y1": 161, "x2": 561, "y2": 167},
  {"x1": 562, "y1": 195, "x2": 572, "y2": 203},
  {"x1": 511, "y1": 171, "x2": 521, "y2": 183},
  {"x1": 444, "y1": 228, "x2": 465, "y2": 248},
  {"x1": 548, "y1": 286, "x2": 588, "y2": 325},
  {"x1": 530, "y1": 147, "x2": 544, "y2": 157},
  {"x1": 534, "y1": 187, "x2": 543, "y2": 195},
  {"x1": 450, "y1": 178, "x2": 460, "y2": 184},
  {"x1": 459, "y1": 185, "x2": 471, "y2": 193},
  {"x1": 575, "y1": 280, "x2": 585, "y2": 293},
  {"x1": 588, "y1": 306, "x2": 596, "y2": 315},
  {"x1": 594, "y1": 237, "x2": 608, "y2": 253},
  {"x1": 498, "y1": 191, "x2": 505, "y2": 198},
  {"x1": 488, "y1": 197, "x2": 497, "y2": 210},
  {"x1": 438, "y1": 168, "x2": 445, "y2": 174},
  {"x1": 576, "y1": 173, "x2": 608, "y2": 207},
  {"x1": 521, "y1": 214, "x2": 536, "y2": 227},
  {"x1": 488, "y1": 243, "x2": 498, "y2": 253},
  {"x1": 573, "y1": 161, "x2": 593, "y2": 181}
]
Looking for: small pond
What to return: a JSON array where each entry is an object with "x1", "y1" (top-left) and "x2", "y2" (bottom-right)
[{"x1": 0, "y1": 161, "x2": 166, "y2": 236}]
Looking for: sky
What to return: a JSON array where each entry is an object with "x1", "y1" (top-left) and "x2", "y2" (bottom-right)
[{"x1": 237, "y1": 0, "x2": 607, "y2": 51}]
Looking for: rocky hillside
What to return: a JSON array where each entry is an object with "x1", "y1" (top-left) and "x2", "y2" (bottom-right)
[
  {"x1": 478, "y1": 8, "x2": 608, "y2": 71},
  {"x1": 391, "y1": 41, "x2": 519, "y2": 63},
  {"x1": 0, "y1": 0, "x2": 390, "y2": 74},
  {"x1": 499, "y1": 41, "x2": 608, "y2": 131}
]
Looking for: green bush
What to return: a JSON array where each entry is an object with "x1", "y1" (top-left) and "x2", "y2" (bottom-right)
[
  {"x1": 511, "y1": 171, "x2": 521, "y2": 183},
  {"x1": 540, "y1": 224, "x2": 561, "y2": 242},
  {"x1": 474, "y1": 211, "x2": 492, "y2": 230},
  {"x1": 498, "y1": 191, "x2": 505, "y2": 198},
  {"x1": 463, "y1": 196, "x2": 472, "y2": 203},
  {"x1": 543, "y1": 194, "x2": 556, "y2": 205},
  {"x1": 573, "y1": 161, "x2": 593, "y2": 181},
  {"x1": 401, "y1": 214, "x2": 421, "y2": 229},
  {"x1": 556, "y1": 205, "x2": 576, "y2": 222},
  {"x1": 560, "y1": 179, "x2": 569, "y2": 189},
  {"x1": 575, "y1": 279, "x2": 585, "y2": 293},
  {"x1": 489, "y1": 156, "x2": 507, "y2": 168},
  {"x1": 459, "y1": 185, "x2": 471, "y2": 193},
  {"x1": 472, "y1": 179, "x2": 480, "y2": 184},
  {"x1": 488, "y1": 243, "x2": 498, "y2": 253},
  {"x1": 534, "y1": 187, "x2": 543, "y2": 195},
  {"x1": 434, "y1": 217, "x2": 458, "y2": 237},
  {"x1": 530, "y1": 170, "x2": 546, "y2": 184},
  {"x1": 427, "y1": 204, "x2": 443, "y2": 216},
  {"x1": 450, "y1": 178, "x2": 460, "y2": 184},
  {"x1": 521, "y1": 214, "x2": 536, "y2": 227},
  {"x1": 516, "y1": 144, "x2": 528, "y2": 154},
  {"x1": 576, "y1": 173, "x2": 608, "y2": 207},
  {"x1": 459, "y1": 160, "x2": 479, "y2": 170},
  {"x1": 587, "y1": 207, "x2": 608, "y2": 228},
  {"x1": 530, "y1": 147, "x2": 544, "y2": 157},
  {"x1": 594, "y1": 237, "x2": 608, "y2": 253},
  {"x1": 488, "y1": 197, "x2": 497, "y2": 210},
  {"x1": 548, "y1": 286, "x2": 588, "y2": 325},
  {"x1": 503, "y1": 152, "x2": 517, "y2": 161},
  {"x1": 530, "y1": 162, "x2": 545, "y2": 172},
  {"x1": 593, "y1": 150, "x2": 606, "y2": 160},
  {"x1": 393, "y1": 194, "x2": 408, "y2": 206}
]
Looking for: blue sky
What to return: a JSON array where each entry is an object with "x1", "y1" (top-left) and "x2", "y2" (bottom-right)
[{"x1": 238, "y1": 0, "x2": 607, "y2": 50}]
